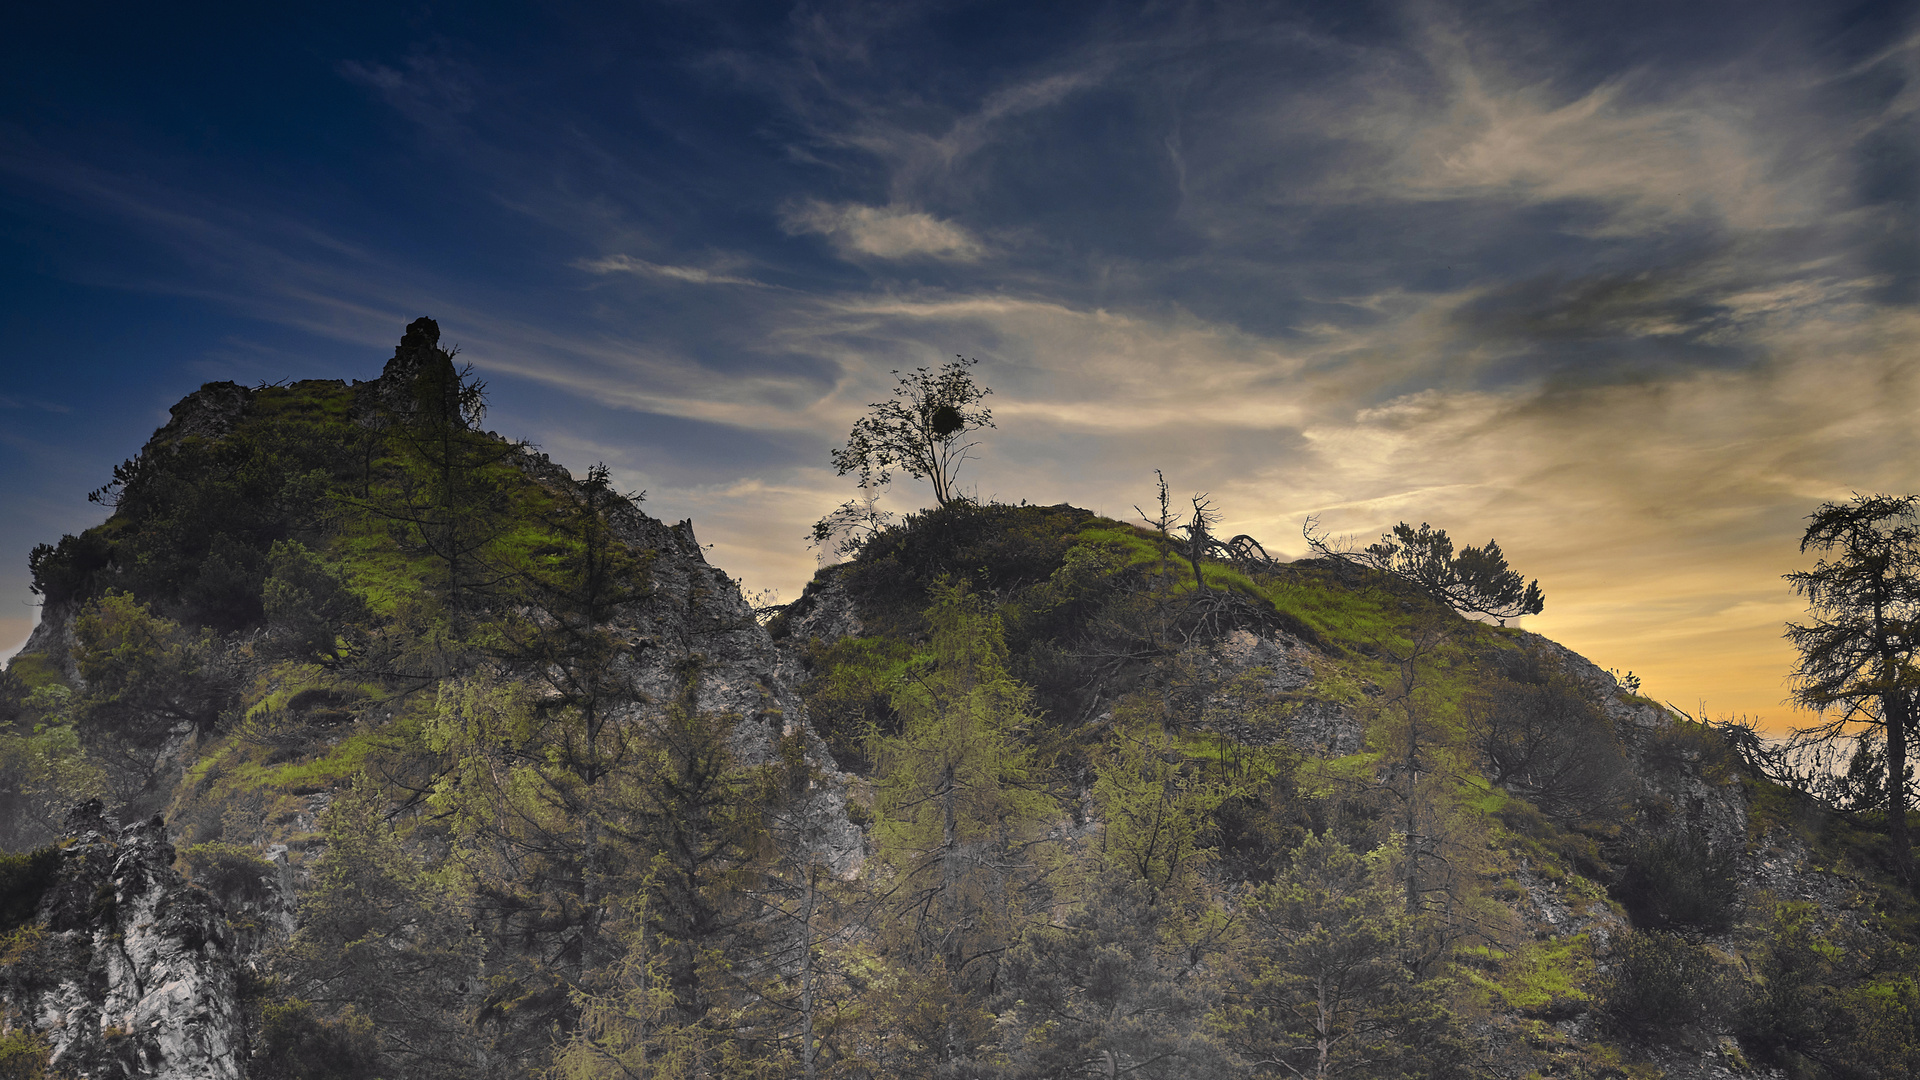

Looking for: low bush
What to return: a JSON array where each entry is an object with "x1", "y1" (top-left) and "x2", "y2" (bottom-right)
[
  {"x1": 1613, "y1": 829, "x2": 1740, "y2": 935},
  {"x1": 0, "y1": 848, "x2": 60, "y2": 933},
  {"x1": 252, "y1": 1000, "x2": 381, "y2": 1080},
  {"x1": 0, "y1": 1029, "x2": 49, "y2": 1080},
  {"x1": 1598, "y1": 929, "x2": 1742, "y2": 1041},
  {"x1": 181, "y1": 841, "x2": 277, "y2": 907}
]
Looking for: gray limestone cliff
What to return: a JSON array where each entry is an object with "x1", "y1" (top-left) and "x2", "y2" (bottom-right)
[{"x1": 2, "y1": 803, "x2": 246, "y2": 1080}]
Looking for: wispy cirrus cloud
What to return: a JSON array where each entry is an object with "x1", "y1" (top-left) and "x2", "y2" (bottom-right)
[
  {"x1": 0, "y1": 394, "x2": 71, "y2": 413},
  {"x1": 5, "y1": 0, "x2": 1916, "y2": 733},
  {"x1": 781, "y1": 201, "x2": 985, "y2": 261},
  {"x1": 572, "y1": 254, "x2": 770, "y2": 287}
]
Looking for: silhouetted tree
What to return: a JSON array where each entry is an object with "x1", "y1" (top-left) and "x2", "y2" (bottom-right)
[
  {"x1": 1306, "y1": 520, "x2": 1543, "y2": 621},
  {"x1": 829, "y1": 357, "x2": 993, "y2": 509},
  {"x1": 1785, "y1": 494, "x2": 1920, "y2": 886}
]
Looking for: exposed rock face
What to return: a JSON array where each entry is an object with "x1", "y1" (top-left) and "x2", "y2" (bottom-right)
[
  {"x1": 8, "y1": 802, "x2": 245, "y2": 1080},
  {"x1": 512, "y1": 450, "x2": 866, "y2": 876},
  {"x1": 1196, "y1": 628, "x2": 1365, "y2": 756},
  {"x1": 151, "y1": 383, "x2": 254, "y2": 450},
  {"x1": 774, "y1": 565, "x2": 864, "y2": 651},
  {"x1": 1527, "y1": 632, "x2": 1752, "y2": 855},
  {"x1": 17, "y1": 598, "x2": 82, "y2": 689},
  {"x1": 360, "y1": 316, "x2": 457, "y2": 421}
]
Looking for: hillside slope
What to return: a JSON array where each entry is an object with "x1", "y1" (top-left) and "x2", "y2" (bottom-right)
[{"x1": 2, "y1": 322, "x2": 1917, "y2": 1080}]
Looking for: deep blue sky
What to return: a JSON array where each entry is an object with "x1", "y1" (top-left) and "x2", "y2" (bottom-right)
[{"x1": 3, "y1": 0, "x2": 1916, "y2": 726}]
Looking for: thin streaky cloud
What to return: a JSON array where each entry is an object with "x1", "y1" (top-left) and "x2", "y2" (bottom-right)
[
  {"x1": 572, "y1": 255, "x2": 771, "y2": 287},
  {"x1": 781, "y1": 201, "x2": 985, "y2": 261}
]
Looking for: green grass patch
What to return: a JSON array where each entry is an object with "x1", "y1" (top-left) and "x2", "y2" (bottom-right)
[
  {"x1": 249, "y1": 380, "x2": 356, "y2": 423},
  {"x1": 1459, "y1": 934, "x2": 1595, "y2": 1019},
  {"x1": 4, "y1": 652, "x2": 65, "y2": 691},
  {"x1": 1460, "y1": 774, "x2": 1510, "y2": 816},
  {"x1": 332, "y1": 526, "x2": 434, "y2": 616}
]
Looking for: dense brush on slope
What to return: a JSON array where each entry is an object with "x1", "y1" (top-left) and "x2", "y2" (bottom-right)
[{"x1": 3, "y1": 322, "x2": 1919, "y2": 1079}]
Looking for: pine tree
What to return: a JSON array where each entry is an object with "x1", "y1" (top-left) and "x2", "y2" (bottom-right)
[
  {"x1": 1785, "y1": 494, "x2": 1920, "y2": 886},
  {"x1": 867, "y1": 580, "x2": 1053, "y2": 1071}
]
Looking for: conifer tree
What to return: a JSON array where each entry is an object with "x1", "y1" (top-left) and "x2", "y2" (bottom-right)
[
  {"x1": 288, "y1": 775, "x2": 476, "y2": 1078},
  {"x1": 1786, "y1": 494, "x2": 1920, "y2": 886},
  {"x1": 364, "y1": 320, "x2": 522, "y2": 614},
  {"x1": 492, "y1": 463, "x2": 652, "y2": 784},
  {"x1": 1226, "y1": 835, "x2": 1464, "y2": 1080},
  {"x1": 867, "y1": 580, "x2": 1052, "y2": 1071}
]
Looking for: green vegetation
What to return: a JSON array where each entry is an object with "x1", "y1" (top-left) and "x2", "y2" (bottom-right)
[
  {"x1": 1614, "y1": 829, "x2": 1742, "y2": 935},
  {"x1": 1307, "y1": 518, "x2": 1544, "y2": 621},
  {"x1": 0, "y1": 849, "x2": 60, "y2": 934},
  {"x1": 0, "y1": 1028, "x2": 48, "y2": 1080},
  {"x1": 1598, "y1": 929, "x2": 1742, "y2": 1041},
  {"x1": 825, "y1": 356, "x2": 993, "y2": 513}
]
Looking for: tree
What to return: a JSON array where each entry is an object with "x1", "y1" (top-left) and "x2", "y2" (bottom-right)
[
  {"x1": 1177, "y1": 495, "x2": 1221, "y2": 592},
  {"x1": 287, "y1": 774, "x2": 476, "y2": 1078},
  {"x1": 1091, "y1": 722, "x2": 1230, "y2": 906},
  {"x1": 1784, "y1": 494, "x2": 1920, "y2": 886},
  {"x1": 263, "y1": 541, "x2": 368, "y2": 661},
  {"x1": 866, "y1": 580, "x2": 1052, "y2": 1072},
  {"x1": 490, "y1": 463, "x2": 653, "y2": 784},
  {"x1": 1305, "y1": 520, "x2": 1543, "y2": 622},
  {"x1": 1465, "y1": 647, "x2": 1631, "y2": 824},
  {"x1": 71, "y1": 591, "x2": 228, "y2": 776},
  {"x1": 1224, "y1": 834, "x2": 1465, "y2": 1080},
  {"x1": 829, "y1": 357, "x2": 993, "y2": 509},
  {"x1": 0, "y1": 684, "x2": 107, "y2": 850},
  {"x1": 361, "y1": 320, "x2": 523, "y2": 614},
  {"x1": 999, "y1": 877, "x2": 1236, "y2": 1080}
]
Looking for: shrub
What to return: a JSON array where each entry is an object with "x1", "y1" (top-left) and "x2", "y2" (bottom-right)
[
  {"x1": 1598, "y1": 929, "x2": 1742, "y2": 1041},
  {"x1": 73, "y1": 592, "x2": 226, "y2": 745},
  {"x1": 181, "y1": 842, "x2": 277, "y2": 908},
  {"x1": 252, "y1": 1000, "x2": 381, "y2": 1080},
  {"x1": 844, "y1": 502, "x2": 1095, "y2": 633},
  {"x1": 263, "y1": 541, "x2": 367, "y2": 661},
  {"x1": 1739, "y1": 900, "x2": 1920, "y2": 1078},
  {"x1": 0, "y1": 848, "x2": 60, "y2": 934},
  {"x1": 0, "y1": 1029, "x2": 49, "y2": 1080},
  {"x1": 1613, "y1": 829, "x2": 1741, "y2": 935},
  {"x1": 177, "y1": 534, "x2": 267, "y2": 633},
  {"x1": 27, "y1": 531, "x2": 112, "y2": 607},
  {"x1": 1643, "y1": 717, "x2": 1740, "y2": 783},
  {"x1": 1468, "y1": 664, "x2": 1632, "y2": 825}
]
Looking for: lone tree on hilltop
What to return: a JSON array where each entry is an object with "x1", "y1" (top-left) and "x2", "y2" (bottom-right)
[
  {"x1": 1306, "y1": 519, "x2": 1544, "y2": 622},
  {"x1": 830, "y1": 357, "x2": 993, "y2": 509},
  {"x1": 1785, "y1": 493, "x2": 1920, "y2": 888}
]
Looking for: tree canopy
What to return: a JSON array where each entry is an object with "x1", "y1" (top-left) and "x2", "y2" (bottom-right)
[
  {"x1": 1784, "y1": 493, "x2": 1920, "y2": 885},
  {"x1": 1307, "y1": 520, "x2": 1544, "y2": 621},
  {"x1": 829, "y1": 357, "x2": 993, "y2": 510}
]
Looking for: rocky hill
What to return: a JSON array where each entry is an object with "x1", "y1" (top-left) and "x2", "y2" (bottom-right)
[{"x1": 2, "y1": 320, "x2": 1916, "y2": 1079}]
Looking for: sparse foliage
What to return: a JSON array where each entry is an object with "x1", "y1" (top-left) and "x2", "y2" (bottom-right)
[
  {"x1": 1784, "y1": 493, "x2": 1920, "y2": 885},
  {"x1": 1306, "y1": 519, "x2": 1543, "y2": 621},
  {"x1": 809, "y1": 495, "x2": 898, "y2": 560},
  {"x1": 1467, "y1": 649, "x2": 1632, "y2": 824},
  {"x1": 829, "y1": 357, "x2": 993, "y2": 509}
]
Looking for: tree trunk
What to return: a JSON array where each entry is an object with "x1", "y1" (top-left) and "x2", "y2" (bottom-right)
[
  {"x1": 1885, "y1": 690, "x2": 1913, "y2": 888},
  {"x1": 800, "y1": 859, "x2": 818, "y2": 1080},
  {"x1": 941, "y1": 760, "x2": 959, "y2": 1065},
  {"x1": 1315, "y1": 979, "x2": 1333, "y2": 1080}
]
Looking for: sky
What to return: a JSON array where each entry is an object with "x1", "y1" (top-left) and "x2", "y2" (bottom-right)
[{"x1": 2, "y1": 0, "x2": 1916, "y2": 732}]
